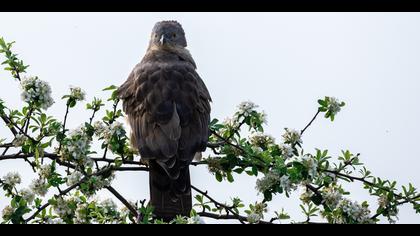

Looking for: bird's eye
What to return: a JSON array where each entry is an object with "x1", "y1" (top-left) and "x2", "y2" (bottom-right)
[{"x1": 172, "y1": 33, "x2": 177, "y2": 38}]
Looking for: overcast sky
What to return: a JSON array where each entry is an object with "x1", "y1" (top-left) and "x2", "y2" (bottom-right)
[{"x1": 0, "y1": 13, "x2": 419, "y2": 223}]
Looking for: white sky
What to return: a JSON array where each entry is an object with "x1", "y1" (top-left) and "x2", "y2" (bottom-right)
[{"x1": 0, "y1": 12, "x2": 419, "y2": 224}]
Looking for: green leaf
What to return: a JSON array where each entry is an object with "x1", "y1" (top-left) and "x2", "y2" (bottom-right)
[
  {"x1": 102, "y1": 85, "x2": 117, "y2": 91},
  {"x1": 318, "y1": 99, "x2": 327, "y2": 107},
  {"x1": 215, "y1": 172, "x2": 223, "y2": 182},
  {"x1": 226, "y1": 171, "x2": 234, "y2": 183},
  {"x1": 252, "y1": 166, "x2": 258, "y2": 176}
]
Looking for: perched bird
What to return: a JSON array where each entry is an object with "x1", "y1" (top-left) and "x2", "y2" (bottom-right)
[{"x1": 117, "y1": 21, "x2": 212, "y2": 221}]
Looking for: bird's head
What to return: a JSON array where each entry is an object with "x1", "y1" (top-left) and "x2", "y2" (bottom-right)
[{"x1": 149, "y1": 20, "x2": 187, "y2": 49}]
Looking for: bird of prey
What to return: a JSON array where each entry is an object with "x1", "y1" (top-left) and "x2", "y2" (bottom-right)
[{"x1": 117, "y1": 21, "x2": 212, "y2": 221}]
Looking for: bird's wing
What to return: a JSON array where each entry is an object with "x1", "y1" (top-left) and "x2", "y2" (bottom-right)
[
  {"x1": 117, "y1": 61, "x2": 211, "y2": 169},
  {"x1": 118, "y1": 62, "x2": 181, "y2": 162},
  {"x1": 176, "y1": 66, "x2": 212, "y2": 162}
]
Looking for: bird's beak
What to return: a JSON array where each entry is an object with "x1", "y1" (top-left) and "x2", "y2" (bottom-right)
[{"x1": 159, "y1": 35, "x2": 165, "y2": 46}]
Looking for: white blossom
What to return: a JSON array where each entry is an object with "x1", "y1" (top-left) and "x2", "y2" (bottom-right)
[
  {"x1": 84, "y1": 173, "x2": 115, "y2": 196},
  {"x1": 2, "y1": 172, "x2": 21, "y2": 187},
  {"x1": 279, "y1": 144, "x2": 294, "y2": 159},
  {"x1": 94, "y1": 121, "x2": 125, "y2": 148},
  {"x1": 328, "y1": 97, "x2": 342, "y2": 116},
  {"x1": 39, "y1": 164, "x2": 53, "y2": 179},
  {"x1": 100, "y1": 198, "x2": 117, "y2": 214},
  {"x1": 249, "y1": 132, "x2": 275, "y2": 147},
  {"x1": 256, "y1": 170, "x2": 280, "y2": 193},
  {"x1": 259, "y1": 111, "x2": 267, "y2": 124},
  {"x1": 66, "y1": 171, "x2": 83, "y2": 186},
  {"x1": 247, "y1": 213, "x2": 261, "y2": 224},
  {"x1": 321, "y1": 187, "x2": 343, "y2": 209},
  {"x1": 222, "y1": 117, "x2": 237, "y2": 128},
  {"x1": 93, "y1": 121, "x2": 107, "y2": 136},
  {"x1": 376, "y1": 195, "x2": 399, "y2": 223},
  {"x1": 12, "y1": 134, "x2": 27, "y2": 147},
  {"x1": 336, "y1": 199, "x2": 372, "y2": 224},
  {"x1": 60, "y1": 125, "x2": 92, "y2": 166},
  {"x1": 299, "y1": 154, "x2": 318, "y2": 179},
  {"x1": 187, "y1": 215, "x2": 205, "y2": 224},
  {"x1": 104, "y1": 122, "x2": 125, "y2": 142},
  {"x1": 300, "y1": 190, "x2": 314, "y2": 204},
  {"x1": 46, "y1": 218, "x2": 65, "y2": 224},
  {"x1": 69, "y1": 86, "x2": 86, "y2": 101},
  {"x1": 377, "y1": 195, "x2": 388, "y2": 209},
  {"x1": 282, "y1": 128, "x2": 302, "y2": 145},
  {"x1": 110, "y1": 122, "x2": 125, "y2": 136},
  {"x1": 237, "y1": 101, "x2": 258, "y2": 116},
  {"x1": 247, "y1": 202, "x2": 267, "y2": 224},
  {"x1": 20, "y1": 76, "x2": 54, "y2": 110},
  {"x1": 1, "y1": 205, "x2": 13, "y2": 220},
  {"x1": 29, "y1": 178, "x2": 49, "y2": 196},
  {"x1": 19, "y1": 188, "x2": 35, "y2": 204},
  {"x1": 53, "y1": 197, "x2": 72, "y2": 218},
  {"x1": 74, "y1": 203, "x2": 89, "y2": 224},
  {"x1": 279, "y1": 175, "x2": 297, "y2": 193}
]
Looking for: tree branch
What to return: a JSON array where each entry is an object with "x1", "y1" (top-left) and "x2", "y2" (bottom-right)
[
  {"x1": 301, "y1": 110, "x2": 320, "y2": 135},
  {"x1": 106, "y1": 186, "x2": 138, "y2": 218}
]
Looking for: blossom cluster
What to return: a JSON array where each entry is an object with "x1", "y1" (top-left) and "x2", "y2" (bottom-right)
[
  {"x1": 69, "y1": 86, "x2": 86, "y2": 101},
  {"x1": 93, "y1": 121, "x2": 126, "y2": 147},
  {"x1": 20, "y1": 76, "x2": 54, "y2": 110},
  {"x1": 282, "y1": 128, "x2": 302, "y2": 145},
  {"x1": 80, "y1": 172, "x2": 116, "y2": 197},
  {"x1": 279, "y1": 144, "x2": 294, "y2": 159},
  {"x1": 246, "y1": 202, "x2": 267, "y2": 224},
  {"x1": 12, "y1": 134, "x2": 27, "y2": 147},
  {"x1": 249, "y1": 132, "x2": 275, "y2": 148},
  {"x1": 19, "y1": 188, "x2": 35, "y2": 204},
  {"x1": 39, "y1": 164, "x2": 53, "y2": 179},
  {"x1": 29, "y1": 178, "x2": 49, "y2": 197},
  {"x1": 60, "y1": 125, "x2": 93, "y2": 167},
  {"x1": 279, "y1": 175, "x2": 297, "y2": 194},
  {"x1": 66, "y1": 171, "x2": 83, "y2": 186},
  {"x1": 255, "y1": 170, "x2": 281, "y2": 193},
  {"x1": 377, "y1": 195, "x2": 399, "y2": 223},
  {"x1": 256, "y1": 171, "x2": 297, "y2": 195},
  {"x1": 299, "y1": 154, "x2": 318, "y2": 179},
  {"x1": 335, "y1": 199, "x2": 372, "y2": 224},
  {"x1": 1, "y1": 206, "x2": 14, "y2": 220},
  {"x1": 54, "y1": 197, "x2": 74, "y2": 218},
  {"x1": 321, "y1": 186, "x2": 343, "y2": 209},
  {"x1": 327, "y1": 97, "x2": 343, "y2": 117},
  {"x1": 2, "y1": 172, "x2": 21, "y2": 187},
  {"x1": 237, "y1": 101, "x2": 258, "y2": 116}
]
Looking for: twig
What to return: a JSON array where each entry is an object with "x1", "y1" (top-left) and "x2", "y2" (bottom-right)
[
  {"x1": 58, "y1": 104, "x2": 70, "y2": 152},
  {"x1": 22, "y1": 107, "x2": 34, "y2": 134},
  {"x1": 301, "y1": 110, "x2": 320, "y2": 135},
  {"x1": 106, "y1": 186, "x2": 139, "y2": 218},
  {"x1": 1, "y1": 114, "x2": 18, "y2": 136},
  {"x1": 1, "y1": 146, "x2": 10, "y2": 156},
  {"x1": 191, "y1": 185, "x2": 259, "y2": 224},
  {"x1": 370, "y1": 193, "x2": 420, "y2": 220}
]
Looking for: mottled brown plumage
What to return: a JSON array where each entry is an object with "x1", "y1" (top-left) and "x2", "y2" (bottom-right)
[{"x1": 117, "y1": 21, "x2": 211, "y2": 221}]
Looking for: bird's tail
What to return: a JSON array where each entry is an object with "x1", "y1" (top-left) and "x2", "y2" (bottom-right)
[{"x1": 148, "y1": 160, "x2": 192, "y2": 222}]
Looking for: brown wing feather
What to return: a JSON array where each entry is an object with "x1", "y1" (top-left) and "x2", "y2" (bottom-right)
[{"x1": 118, "y1": 59, "x2": 211, "y2": 178}]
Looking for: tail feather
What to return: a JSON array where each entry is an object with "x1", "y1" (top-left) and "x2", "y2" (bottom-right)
[{"x1": 149, "y1": 160, "x2": 192, "y2": 221}]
